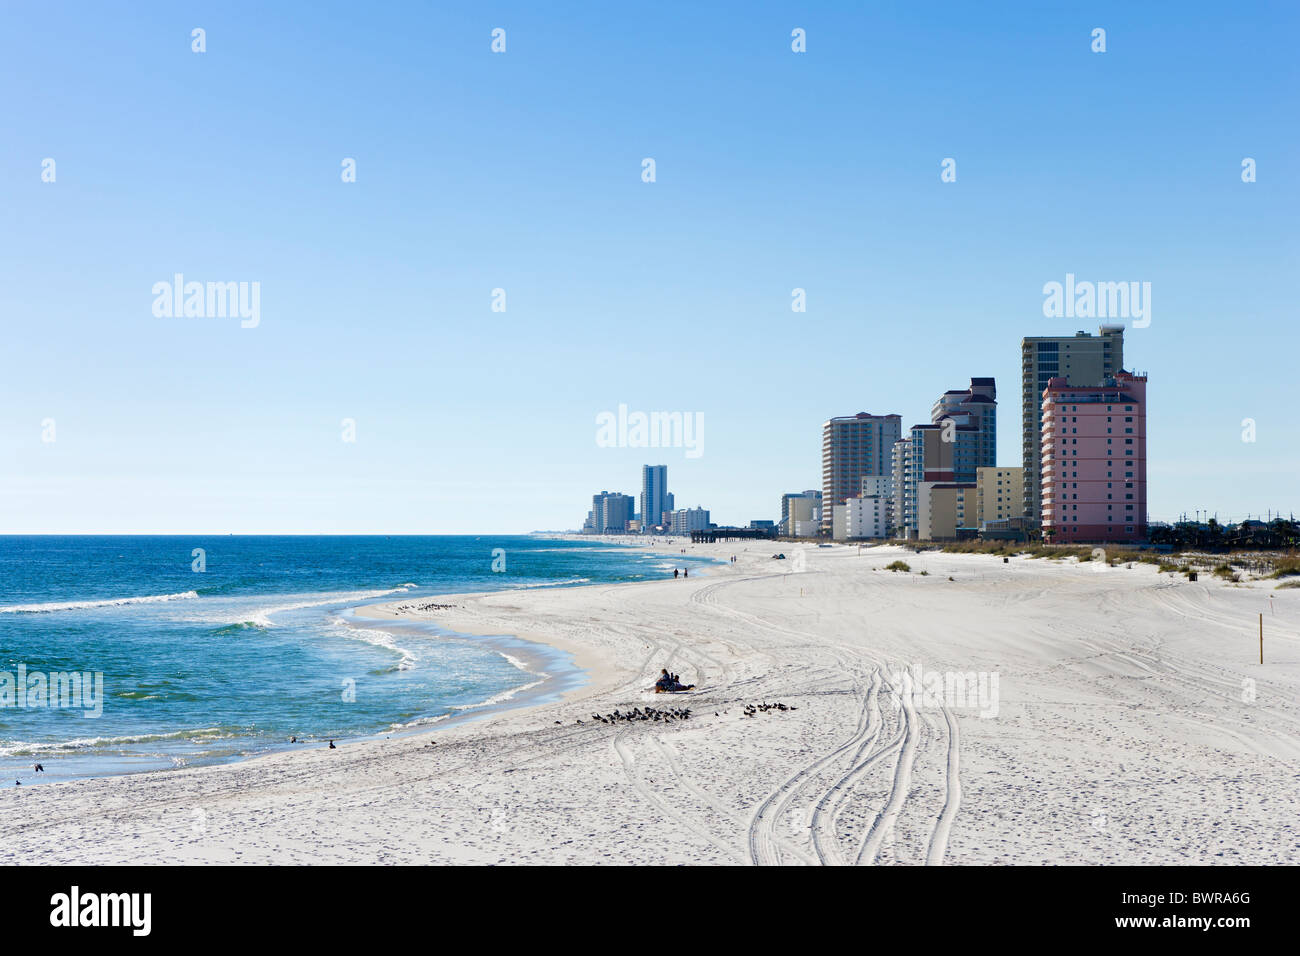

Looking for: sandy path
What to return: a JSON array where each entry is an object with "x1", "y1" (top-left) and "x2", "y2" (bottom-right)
[{"x1": 2, "y1": 540, "x2": 1296, "y2": 865}]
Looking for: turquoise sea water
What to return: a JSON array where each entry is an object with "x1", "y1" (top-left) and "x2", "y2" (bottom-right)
[{"x1": 0, "y1": 536, "x2": 712, "y2": 784}]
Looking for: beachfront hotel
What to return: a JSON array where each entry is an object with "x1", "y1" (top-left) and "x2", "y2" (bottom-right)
[
  {"x1": 821, "y1": 413, "x2": 901, "y2": 532},
  {"x1": 1021, "y1": 326, "x2": 1125, "y2": 528},
  {"x1": 1040, "y1": 371, "x2": 1148, "y2": 543}
]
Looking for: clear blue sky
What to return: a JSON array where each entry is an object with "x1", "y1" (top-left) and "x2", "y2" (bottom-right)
[{"x1": 2, "y1": 1, "x2": 1296, "y2": 532}]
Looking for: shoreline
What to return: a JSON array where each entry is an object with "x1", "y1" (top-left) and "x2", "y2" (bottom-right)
[
  {"x1": 5, "y1": 538, "x2": 1295, "y2": 865},
  {"x1": 1, "y1": 537, "x2": 719, "y2": 788},
  {"x1": 350, "y1": 534, "x2": 726, "y2": 716}
]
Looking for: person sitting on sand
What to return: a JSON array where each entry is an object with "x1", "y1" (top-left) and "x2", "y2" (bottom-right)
[{"x1": 655, "y1": 672, "x2": 695, "y2": 693}]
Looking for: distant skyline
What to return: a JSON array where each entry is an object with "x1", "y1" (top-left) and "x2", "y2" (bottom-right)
[{"x1": 2, "y1": 2, "x2": 1297, "y2": 533}]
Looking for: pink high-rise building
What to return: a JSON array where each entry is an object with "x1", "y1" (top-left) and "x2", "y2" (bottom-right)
[{"x1": 1040, "y1": 371, "x2": 1147, "y2": 543}]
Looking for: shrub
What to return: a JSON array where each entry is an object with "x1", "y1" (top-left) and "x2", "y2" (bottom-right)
[
  {"x1": 1270, "y1": 559, "x2": 1300, "y2": 579},
  {"x1": 885, "y1": 560, "x2": 911, "y2": 573}
]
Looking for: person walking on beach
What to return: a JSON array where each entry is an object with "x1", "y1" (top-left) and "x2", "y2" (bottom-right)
[
  {"x1": 683, "y1": 567, "x2": 689, "y2": 578},
  {"x1": 673, "y1": 568, "x2": 679, "y2": 579}
]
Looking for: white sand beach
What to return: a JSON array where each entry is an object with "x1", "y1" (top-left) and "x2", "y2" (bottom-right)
[{"x1": 3, "y1": 540, "x2": 1297, "y2": 865}]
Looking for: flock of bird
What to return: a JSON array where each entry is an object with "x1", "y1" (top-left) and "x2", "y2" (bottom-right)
[
  {"x1": 391, "y1": 601, "x2": 460, "y2": 613},
  {"x1": 555, "y1": 700, "x2": 800, "y2": 730},
  {"x1": 742, "y1": 702, "x2": 796, "y2": 717},
  {"x1": 577, "y1": 706, "x2": 693, "y2": 725}
]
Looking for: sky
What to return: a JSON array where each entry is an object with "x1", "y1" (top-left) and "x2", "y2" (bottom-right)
[{"x1": 1, "y1": 1, "x2": 1297, "y2": 533}]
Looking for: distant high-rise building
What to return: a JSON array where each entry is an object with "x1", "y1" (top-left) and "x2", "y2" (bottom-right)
[
  {"x1": 1040, "y1": 371, "x2": 1147, "y2": 543},
  {"x1": 1022, "y1": 326, "x2": 1124, "y2": 529},
  {"x1": 821, "y1": 413, "x2": 902, "y2": 531},
  {"x1": 590, "y1": 491, "x2": 633, "y2": 533},
  {"x1": 603, "y1": 493, "x2": 633, "y2": 533},
  {"x1": 932, "y1": 377, "x2": 997, "y2": 483},
  {"x1": 640, "y1": 465, "x2": 669, "y2": 534}
]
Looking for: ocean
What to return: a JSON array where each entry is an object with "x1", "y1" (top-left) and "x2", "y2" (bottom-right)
[{"x1": 0, "y1": 535, "x2": 712, "y2": 784}]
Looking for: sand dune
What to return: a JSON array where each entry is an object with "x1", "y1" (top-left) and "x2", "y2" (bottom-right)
[{"x1": 3, "y1": 540, "x2": 1296, "y2": 865}]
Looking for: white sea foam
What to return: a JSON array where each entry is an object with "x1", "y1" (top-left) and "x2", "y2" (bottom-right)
[
  {"x1": 448, "y1": 676, "x2": 548, "y2": 711},
  {"x1": 245, "y1": 584, "x2": 416, "y2": 628},
  {"x1": 448, "y1": 649, "x2": 549, "y2": 710},
  {"x1": 0, "y1": 727, "x2": 229, "y2": 757},
  {"x1": 388, "y1": 712, "x2": 453, "y2": 730},
  {"x1": 0, "y1": 590, "x2": 201, "y2": 614},
  {"x1": 330, "y1": 616, "x2": 418, "y2": 671},
  {"x1": 389, "y1": 648, "x2": 550, "y2": 729}
]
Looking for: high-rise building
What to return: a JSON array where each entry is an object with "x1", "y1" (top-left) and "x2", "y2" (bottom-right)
[
  {"x1": 932, "y1": 378, "x2": 997, "y2": 482},
  {"x1": 1022, "y1": 326, "x2": 1124, "y2": 528},
  {"x1": 896, "y1": 424, "x2": 955, "y2": 538},
  {"x1": 640, "y1": 465, "x2": 669, "y2": 534},
  {"x1": 1040, "y1": 371, "x2": 1147, "y2": 543},
  {"x1": 890, "y1": 438, "x2": 909, "y2": 537},
  {"x1": 590, "y1": 491, "x2": 633, "y2": 533},
  {"x1": 821, "y1": 413, "x2": 902, "y2": 531},
  {"x1": 975, "y1": 467, "x2": 1024, "y2": 529}
]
